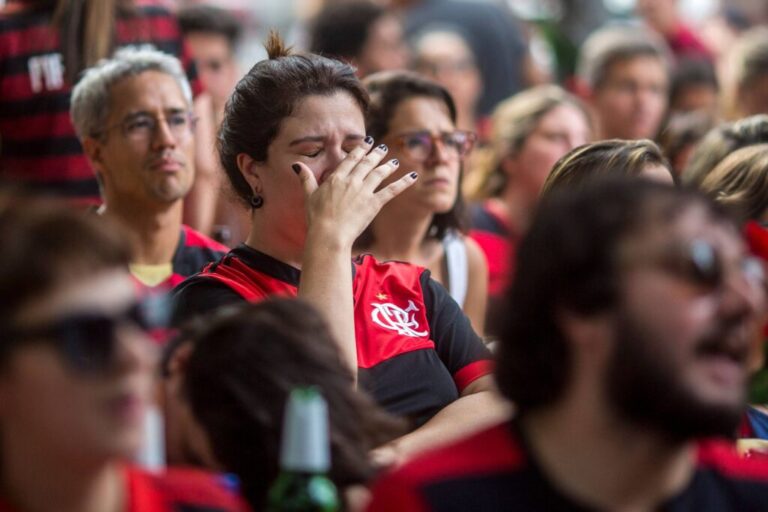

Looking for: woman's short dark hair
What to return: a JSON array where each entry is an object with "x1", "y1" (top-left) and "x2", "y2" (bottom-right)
[
  {"x1": 496, "y1": 179, "x2": 731, "y2": 414},
  {"x1": 0, "y1": 192, "x2": 130, "y2": 330},
  {"x1": 218, "y1": 32, "x2": 370, "y2": 208},
  {"x1": 359, "y1": 70, "x2": 463, "y2": 243},
  {"x1": 184, "y1": 298, "x2": 401, "y2": 510},
  {"x1": 540, "y1": 139, "x2": 672, "y2": 199}
]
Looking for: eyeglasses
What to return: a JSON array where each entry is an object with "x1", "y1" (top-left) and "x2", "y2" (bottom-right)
[
  {"x1": 0, "y1": 298, "x2": 163, "y2": 375},
  {"x1": 624, "y1": 238, "x2": 766, "y2": 292},
  {"x1": 96, "y1": 111, "x2": 197, "y2": 143},
  {"x1": 394, "y1": 130, "x2": 476, "y2": 162}
]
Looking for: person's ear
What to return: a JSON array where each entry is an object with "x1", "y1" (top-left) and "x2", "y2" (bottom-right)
[
  {"x1": 82, "y1": 136, "x2": 106, "y2": 174},
  {"x1": 500, "y1": 153, "x2": 518, "y2": 180},
  {"x1": 236, "y1": 152, "x2": 265, "y2": 195},
  {"x1": 166, "y1": 342, "x2": 194, "y2": 378}
]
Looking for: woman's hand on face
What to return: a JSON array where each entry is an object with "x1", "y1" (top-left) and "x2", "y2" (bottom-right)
[{"x1": 293, "y1": 138, "x2": 418, "y2": 249}]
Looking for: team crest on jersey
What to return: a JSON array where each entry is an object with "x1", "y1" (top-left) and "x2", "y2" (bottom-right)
[{"x1": 371, "y1": 299, "x2": 428, "y2": 338}]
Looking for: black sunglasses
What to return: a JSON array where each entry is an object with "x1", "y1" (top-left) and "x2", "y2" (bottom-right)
[
  {"x1": 625, "y1": 238, "x2": 765, "y2": 291},
  {"x1": 0, "y1": 296, "x2": 168, "y2": 375}
]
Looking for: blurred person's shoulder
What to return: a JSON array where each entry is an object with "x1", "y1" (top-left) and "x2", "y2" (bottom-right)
[
  {"x1": 367, "y1": 421, "x2": 526, "y2": 512},
  {"x1": 127, "y1": 465, "x2": 250, "y2": 511}
]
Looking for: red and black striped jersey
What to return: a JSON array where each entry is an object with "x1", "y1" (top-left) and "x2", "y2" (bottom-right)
[
  {"x1": 367, "y1": 421, "x2": 768, "y2": 511},
  {"x1": 0, "y1": 465, "x2": 249, "y2": 512},
  {"x1": 468, "y1": 200, "x2": 516, "y2": 299},
  {"x1": 171, "y1": 244, "x2": 493, "y2": 426},
  {"x1": 0, "y1": 1, "x2": 201, "y2": 205}
]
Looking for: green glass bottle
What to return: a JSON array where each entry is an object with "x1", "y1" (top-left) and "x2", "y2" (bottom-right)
[{"x1": 266, "y1": 387, "x2": 340, "y2": 512}]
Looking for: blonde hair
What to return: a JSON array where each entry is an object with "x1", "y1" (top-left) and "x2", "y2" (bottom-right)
[
  {"x1": 699, "y1": 144, "x2": 768, "y2": 223},
  {"x1": 465, "y1": 85, "x2": 590, "y2": 200},
  {"x1": 540, "y1": 139, "x2": 670, "y2": 199}
]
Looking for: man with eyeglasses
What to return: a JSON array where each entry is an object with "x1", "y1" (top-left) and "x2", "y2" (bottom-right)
[
  {"x1": 71, "y1": 48, "x2": 227, "y2": 333},
  {"x1": 0, "y1": 196, "x2": 247, "y2": 511},
  {"x1": 368, "y1": 178, "x2": 768, "y2": 511}
]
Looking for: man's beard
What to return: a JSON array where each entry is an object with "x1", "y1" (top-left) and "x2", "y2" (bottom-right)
[{"x1": 606, "y1": 311, "x2": 747, "y2": 444}]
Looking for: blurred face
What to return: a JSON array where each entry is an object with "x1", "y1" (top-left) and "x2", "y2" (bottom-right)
[
  {"x1": 414, "y1": 34, "x2": 481, "y2": 123},
  {"x1": 607, "y1": 206, "x2": 765, "y2": 440},
  {"x1": 246, "y1": 92, "x2": 366, "y2": 246},
  {"x1": 381, "y1": 96, "x2": 470, "y2": 214},
  {"x1": 88, "y1": 71, "x2": 196, "y2": 206},
  {"x1": 0, "y1": 270, "x2": 155, "y2": 464},
  {"x1": 592, "y1": 56, "x2": 669, "y2": 140},
  {"x1": 504, "y1": 104, "x2": 592, "y2": 204},
  {"x1": 357, "y1": 15, "x2": 409, "y2": 77},
  {"x1": 185, "y1": 32, "x2": 239, "y2": 108},
  {"x1": 738, "y1": 74, "x2": 768, "y2": 117}
]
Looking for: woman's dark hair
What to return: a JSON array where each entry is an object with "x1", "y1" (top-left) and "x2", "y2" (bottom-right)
[
  {"x1": 184, "y1": 298, "x2": 402, "y2": 510},
  {"x1": 357, "y1": 70, "x2": 463, "y2": 245},
  {"x1": 497, "y1": 179, "x2": 731, "y2": 413},
  {"x1": 218, "y1": 32, "x2": 370, "y2": 208},
  {"x1": 0, "y1": 192, "x2": 131, "y2": 332},
  {"x1": 540, "y1": 139, "x2": 672, "y2": 199},
  {"x1": 309, "y1": 1, "x2": 386, "y2": 63}
]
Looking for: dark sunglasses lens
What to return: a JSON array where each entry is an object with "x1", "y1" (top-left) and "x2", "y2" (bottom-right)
[
  {"x1": 688, "y1": 240, "x2": 721, "y2": 288},
  {"x1": 59, "y1": 316, "x2": 115, "y2": 374}
]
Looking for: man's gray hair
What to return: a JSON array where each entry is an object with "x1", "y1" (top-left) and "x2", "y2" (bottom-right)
[
  {"x1": 576, "y1": 24, "x2": 671, "y2": 90},
  {"x1": 70, "y1": 46, "x2": 193, "y2": 139}
]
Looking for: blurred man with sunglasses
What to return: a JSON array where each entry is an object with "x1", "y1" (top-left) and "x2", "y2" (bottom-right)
[
  {"x1": 369, "y1": 178, "x2": 768, "y2": 511},
  {"x1": 0, "y1": 196, "x2": 246, "y2": 512},
  {"x1": 71, "y1": 48, "x2": 227, "y2": 334}
]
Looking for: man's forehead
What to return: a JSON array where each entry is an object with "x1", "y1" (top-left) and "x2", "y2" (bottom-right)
[
  {"x1": 631, "y1": 204, "x2": 742, "y2": 255},
  {"x1": 107, "y1": 70, "x2": 189, "y2": 114}
]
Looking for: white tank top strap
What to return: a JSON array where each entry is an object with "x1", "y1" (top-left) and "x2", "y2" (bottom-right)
[{"x1": 442, "y1": 230, "x2": 468, "y2": 307}]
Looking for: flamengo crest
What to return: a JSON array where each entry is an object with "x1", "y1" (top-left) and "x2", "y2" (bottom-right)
[{"x1": 371, "y1": 299, "x2": 428, "y2": 338}]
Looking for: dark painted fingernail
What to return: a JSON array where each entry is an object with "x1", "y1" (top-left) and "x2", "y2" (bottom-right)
[
  {"x1": 391, "y1": 159, "x2": 399, "y2": 166},
  {"x1": 409, "y1": 172, "x2": 418, "y2": 179},
  {"x1": 378, "y1": 144, "x2": 388, "y2": 151},
  {"x1": 292, "y1": 164, "x2": 301, "y2": 174},
  {"x1": 364, "y1": 136, "x2": 374, "y2": 144}
]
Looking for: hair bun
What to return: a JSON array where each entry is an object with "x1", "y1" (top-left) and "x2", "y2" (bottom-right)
[{"x1": 265, "y1": 30, "x2": 293, "y2": 60}]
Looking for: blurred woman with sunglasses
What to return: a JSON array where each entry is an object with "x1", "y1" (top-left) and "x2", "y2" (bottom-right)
[
  {"x1": 173, "y1": 34, "x2": 503, "y2": 465},
  {"x1": 0, "y1": 196, "x2": 245, "y2": 512},
  {"x1": 355, "y1": 71, "x2": 487, "y2": 333}
]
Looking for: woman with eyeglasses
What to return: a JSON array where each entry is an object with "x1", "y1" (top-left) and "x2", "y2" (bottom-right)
[
  {"x1": 0, "y1": 196, "x2": 246, "y2": 512},
  {"x1": 354, "y1": 71, "x2": 487, "y2": 333},
  {"x1": 172, "y1": 34, "x2": 504, "y2": 465}
]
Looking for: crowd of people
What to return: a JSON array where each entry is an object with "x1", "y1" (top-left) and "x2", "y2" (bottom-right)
[{"x1": 3, "y1": 0, "x2": 768, "y2": 510}]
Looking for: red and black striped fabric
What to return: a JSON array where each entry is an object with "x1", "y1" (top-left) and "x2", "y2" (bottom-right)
[
  {"x1": 0, "y1": 465, "x2": 249, "y2": 512},
  {"x1": 0, "y1": 1, "x2": 201, "y2": 206},
  {"x1": 172, "y1": 245, "x2": 493, "y2": 426},
  {"x1": 368, "y1": 421, "x2": 768, "y2": 511}
]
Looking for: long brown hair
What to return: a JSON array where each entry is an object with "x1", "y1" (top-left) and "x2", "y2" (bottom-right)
[{"x1": 50, "y1": 0, "x2": 134, "y2": 84}]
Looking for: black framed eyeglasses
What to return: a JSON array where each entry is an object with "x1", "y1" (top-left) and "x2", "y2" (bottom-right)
[
  {"x1": 394, "y1": 130, "x2": 476, "y2": 162},
  {"x1": 94, "y1": 111, "x2": 198, "y2": 143},
  {"x1": 0, "y1": 296, "x2": 167, "y2": 375}
]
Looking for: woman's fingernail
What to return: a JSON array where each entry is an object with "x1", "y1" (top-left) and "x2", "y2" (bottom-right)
[
  {"x1": 409, "y1": 172, "x2": 418, "y2": 179},
  {"x1": 292, "y1": 164, "x2": 301, "y2": 174},
  {"x1": 364, "y1": 136, "x2": 374, "y2": 144},
  {"x1": 378, "y1": 144, "x2": 388, "y2": 151},
  {"x1": 391, "y1": 159, "x2": 399, "y2": 166}
]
